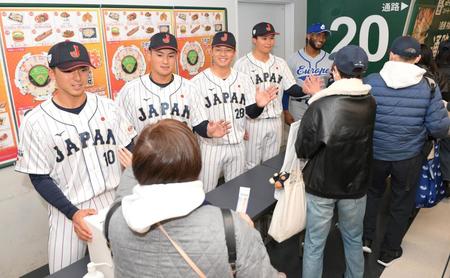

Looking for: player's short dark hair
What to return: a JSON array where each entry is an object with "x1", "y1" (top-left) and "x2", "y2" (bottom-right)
[
  {"x1": 333, "y1": 64, "x2": 364, "y2": 79},
  {"x1": 132, "y1": 119, "x2": 201, "y2": 185}
]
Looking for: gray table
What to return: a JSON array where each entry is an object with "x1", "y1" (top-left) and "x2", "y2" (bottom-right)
[
  {"x1": 206, "y1": 164, "x2": 277, "y2": 219},
  {"x1": 261, "y1": 151, "x2": 285, "y2": 171},
  {"x1": 46, "y1": 256, "x2": 89, "y2": 277}
]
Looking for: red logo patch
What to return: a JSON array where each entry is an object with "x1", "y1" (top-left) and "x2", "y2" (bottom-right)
[
  {"x1": 221, "y1": 33, "x2": 228, "y2": 42},
  {"x1": 101, "y1": 116, "x2": 105, "y2": 121},
  {"x1": 266, "y1": 24, "x2": 271, "y2": 31},
  {"x1": 70, "y1": 44, "x2": 80, "y2": 58},
  {"x1": 162, "y1": 34, "x2": 170, "y2": 44}
]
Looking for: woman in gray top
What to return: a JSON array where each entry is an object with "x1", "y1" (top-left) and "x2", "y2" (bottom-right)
[{"x1": 108, "y1": 119, "x2": 283, "y2": 278}]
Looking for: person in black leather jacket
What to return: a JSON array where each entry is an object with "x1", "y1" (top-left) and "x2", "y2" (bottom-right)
[{"x1": 295, "y1": 45, "x2": 376, "y2": 278}]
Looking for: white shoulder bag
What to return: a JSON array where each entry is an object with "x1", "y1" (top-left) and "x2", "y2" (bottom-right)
[{"x1": 268, "y1": 121, "x2": 307, "y2": 243}]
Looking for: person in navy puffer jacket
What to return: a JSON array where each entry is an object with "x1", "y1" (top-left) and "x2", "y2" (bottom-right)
[{"x1": 362, "y1": 36, "x2": 450, "y2": 267}]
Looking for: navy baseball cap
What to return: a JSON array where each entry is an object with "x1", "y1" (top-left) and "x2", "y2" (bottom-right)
[
  {"x1": 212, "y1": 31, "x2": 236, "y2": 49},
  {"x1": 149, "y1": 32, "x2": 178, "y2": 51},
  {"x1": 307, "y1": 23, "x2": 331, "y2": 35},
  {"x1": 390, "y1": 36, "x2": 420, "y2": 58},
  {"x1": 48, "y1": 41, "x2": 94, "y2": 71},
  {"x1": 252, "y1": 22, "x2": 279, "y2": 37},
  {"x1": 329, "y1": 45, "x2": 368, "y2": 76}
]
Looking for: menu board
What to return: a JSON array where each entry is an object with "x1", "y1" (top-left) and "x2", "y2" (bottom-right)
[
  {"x1": 0, "y1": 58, "x2": 17, "y2": 168},
  {"x1": 101, "y1": 7, "x2": 174, "y2": 99},
  {"x1": 174, "y1": 9, "x2": 227, "y2": 79},
  {"x1": 408, "y1": 0, "x2": 450, "y2": 56},
  {"x1": 0, "y1": 7, "x2": 109, "y2": 127}
]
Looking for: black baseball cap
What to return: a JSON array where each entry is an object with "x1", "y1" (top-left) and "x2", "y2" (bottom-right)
[
  {"x1": 390, "y1": 36, "x2": 421, "y2": 58},
  {"x1": 252, "y1": 22, "x2": 279, "y2": 37},
  {"x1": 329, "y1": 45, "x2": 368, "y2": 76},
  {"x1": 48, "y1": 41, "x2": 94, "y2": 71},
  {"x1": 212, "y1": 31, "x2": 236, "y2": 49},
  {"x1": 149, "y1": 32, "x2": 178, "y2": 51}
]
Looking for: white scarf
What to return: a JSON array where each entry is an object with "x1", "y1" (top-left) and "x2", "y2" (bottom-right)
[
  {"x1": 308, "y1": 78, "x2": 372, "y2": 104},
  {"x1": 121, "y1": 180, "x2": 205, "y2": 233}
]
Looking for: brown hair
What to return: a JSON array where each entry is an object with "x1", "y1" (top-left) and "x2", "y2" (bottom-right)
[{"x1": 132, "y1": 119, "x2": 202, "y2": 185}]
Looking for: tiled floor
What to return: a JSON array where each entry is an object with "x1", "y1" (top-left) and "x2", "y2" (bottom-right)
[{"x1": 381, "y1": 199, "x2": 450, "y2": 278}]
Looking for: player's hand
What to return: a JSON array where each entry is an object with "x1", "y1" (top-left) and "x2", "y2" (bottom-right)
[
  {"x1": 72, "y1": 208, "x2": 97, "y2": 242},
  {"x1": 255, "y1": 85, "x2": 278, "y2": 107},
  {"x1": 238, "y1": 212, "x2": 254, "y2": 227},
  {"x1": 207, "y1": 120, "x2": 231, "y2": 138},
  {"x1": 302, "y1": 75, "x2": 323, "y2": 95},
  {"x1": 118, "y1": 148, "x2": 133, "y2": 169},
  {"x1": 283, "y1": 110, "x2": 295, "y2": 126},
  {"x1": 243, "y1": 129, "x2": 249, "y2": 141}
]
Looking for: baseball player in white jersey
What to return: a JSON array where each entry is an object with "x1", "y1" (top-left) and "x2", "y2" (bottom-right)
[
  {"x1": 116, "y1": 32, "x2": 200, "y2": 135},
  {"x1": 191, "y1": 32, "x2": 277, "y2": 192},
  {"x1": 116, "y1": 31, "x2": 230, "y2": 175},
  {"x1": 284, "y1": 23, "x2": 333, "y2": 123},
  {"x1": 234, "y1": 22, "x2": 308, "y2": 170},
  {"x1": 15, "y1": 41, "x2": 136, "y2": 273}
]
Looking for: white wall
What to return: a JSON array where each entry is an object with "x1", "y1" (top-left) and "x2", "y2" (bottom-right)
[
  {"x1": 235, "y1": 0, "x2": 306, "y2": 60},
  {"x1": 0, "y1": 0, "x2": 309, "y2": 277}
]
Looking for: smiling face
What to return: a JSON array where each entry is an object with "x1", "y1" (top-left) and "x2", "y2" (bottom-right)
[
  {"x1": 252, "y1": 34, "x2": 275, "y2": 55},
  {"x1": 307, "y1": 32, "x2": 328, "y2": 50},
  {"x1": 51, "y1": 66, "x2": 90, "y2": 99},
  {"x1": 147, "y1": 48, "x2": 177, "y2": 80},
  {"x1": 211, "y1": 45, "x2": 235, "y2": 69}
]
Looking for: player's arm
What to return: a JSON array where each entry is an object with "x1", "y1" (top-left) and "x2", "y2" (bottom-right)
[
  {"x1": 189, "y1": 82, "x2": 231, "y2": 138},
  {"x1": 29, "y1": 174, "x2": 96, "y2": 241},
  {"x1": 282, "y1": 92, "x2": 295, "y2": 125},
  {"x1": 193, "y1": 120, "x2": 231, "y2": 138},
  {"x1": 30, "y1": 174, "x2": 79, "y2": 219},
  {"x1": 284, "y1": 84, "x2": 306, "y2": 98},
  {"x1": 245, "y1": 85, "x2": 278, "y2": 119},
  {"x1": 245, "y1": 104, "x2": 264, "y2": 119}
]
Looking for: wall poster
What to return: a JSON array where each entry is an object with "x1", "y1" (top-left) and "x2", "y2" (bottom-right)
[
  {"x1": 101, "y1": 6, "x2": 174, "y2": 99},
  {"x1": 174, "y1": 8, "x2": 227, "y2": 79},
  {"x1": 408, "y1": 0, "x2": 450, "y2": 56},
  {"x1": 0, "y1": 5, "x2": 109, "y2": 127},
  {"x1": 0, "y1": 57, "x2": 17, "y2": 168}
]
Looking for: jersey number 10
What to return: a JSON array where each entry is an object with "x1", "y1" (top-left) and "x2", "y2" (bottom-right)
[{"x1": 103, "y1": 150, "x2": 116, "y2": 166}]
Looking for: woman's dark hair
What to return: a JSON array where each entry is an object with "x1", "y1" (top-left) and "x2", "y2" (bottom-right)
[
  {"x1": 436, "y1": 40, "x2": 450, "y2": 66},
  {"x1": 418, "y1": 44, "x2": 438, "y2": 73},
  {"x1": 132, "y1": 119, "x2": 202, "y2": 185}
]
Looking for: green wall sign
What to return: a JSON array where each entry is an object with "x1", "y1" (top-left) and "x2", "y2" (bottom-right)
[{"x1": 308, "y1": 0, "x2": 412, "y2": 73}]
